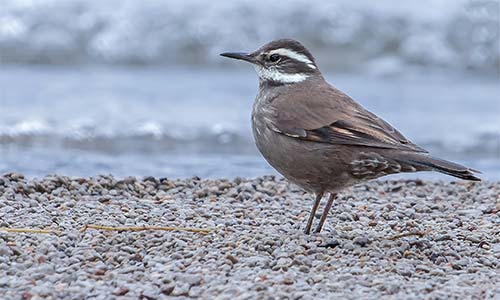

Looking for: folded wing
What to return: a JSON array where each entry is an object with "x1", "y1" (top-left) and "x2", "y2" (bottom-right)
[{"x1": 268, "y1": 83, "x2": 427, "y2": 153}]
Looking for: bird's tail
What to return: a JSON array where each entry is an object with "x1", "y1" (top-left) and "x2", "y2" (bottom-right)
[{"x1": 395, "y1": 153, "x2": 481, "y2": 181}]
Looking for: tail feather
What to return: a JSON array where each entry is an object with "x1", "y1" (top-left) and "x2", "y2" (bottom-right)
[{"x1": 396, "y1": 154, "x2": 481, "y2": 181}]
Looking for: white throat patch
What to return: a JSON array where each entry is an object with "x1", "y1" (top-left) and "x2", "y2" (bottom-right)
[{"x1": 255, "y1": 66, "x2": 309, "y2": 83}]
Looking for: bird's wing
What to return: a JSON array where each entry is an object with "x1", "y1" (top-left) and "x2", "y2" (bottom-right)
[{"x1": 268, "y1": 83, "x2": 428, "y2": 153}]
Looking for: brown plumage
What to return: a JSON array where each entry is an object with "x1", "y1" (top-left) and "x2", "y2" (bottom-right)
[{"x1": 221, "y1": 39, "x2": 480, "y2": 234}]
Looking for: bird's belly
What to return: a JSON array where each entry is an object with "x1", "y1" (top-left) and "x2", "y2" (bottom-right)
[{"x1": 252, "y1": 120, "x2": 356, "y2": 193}]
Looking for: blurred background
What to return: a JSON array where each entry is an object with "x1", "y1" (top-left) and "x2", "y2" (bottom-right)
[{"x1": 0, "y1": 0, "x2": 499, "y2": 179}]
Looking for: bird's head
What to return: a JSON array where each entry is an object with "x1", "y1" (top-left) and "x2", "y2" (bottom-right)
[{"x1": 221, "y1": 39, "x2": 320, "y2": 85}]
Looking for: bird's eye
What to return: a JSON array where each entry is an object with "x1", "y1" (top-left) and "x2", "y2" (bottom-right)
[{"x1": 269, "y1": 54, "x2": 281, "y2": 63}]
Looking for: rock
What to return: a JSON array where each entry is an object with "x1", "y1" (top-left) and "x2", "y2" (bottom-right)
[
  {"x1": 395, "y1": 262, "x2": 415, "y2": 276},
  {"x1": 353, "y1": 236, "x2": 371, "y2": 247},
  {"x1": 113, "y1": 287, "x2": 129, "y2": 296},
  {"x1": 0, "y1": 246, "x2": 12, "y2": 256},
  {"x1": 177, "y1": 274, "x2": 202, "y2": 286},
  {"x1": 0, "y1": 176, "x2": 496, "y2": 299},
  {"x1": 226, "y1": 254, "x2": 239, "y2": 264}
]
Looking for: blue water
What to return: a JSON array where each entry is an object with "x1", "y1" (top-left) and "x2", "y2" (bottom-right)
[
  {"x1": 0, "y1": 0, "x2": 498, "y2": 74},
  {"x1": 0, "y1": 66, "x2": 498, "y2": 179},
  {"x1": 0, "y1": 0, "x2": 498, "y2": 179}
]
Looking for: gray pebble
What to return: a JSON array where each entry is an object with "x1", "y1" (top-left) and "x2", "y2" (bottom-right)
[
  {"x1": 0, "y1": 175, "x2": 496, "y2": 300},
  {"x1": 353, "y1": 236, "x2": 371, "y2": 247},
  {"x1": 395, "y1": 262, "x2": 415, "y2": 276}
]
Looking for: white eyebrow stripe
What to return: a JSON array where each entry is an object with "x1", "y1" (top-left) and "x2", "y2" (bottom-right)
[{"x1": 268, "y1": 48, "x2": 316, "y2": 69}]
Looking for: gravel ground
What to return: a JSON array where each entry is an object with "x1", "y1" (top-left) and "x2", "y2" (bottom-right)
[{"x1": 0, "y1": 173, "x2": 499, "y2": 300}]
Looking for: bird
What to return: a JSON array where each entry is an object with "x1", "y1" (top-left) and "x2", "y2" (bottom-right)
[{"x1": 220, "y1": 39, "x2": 481, "y2": 234}]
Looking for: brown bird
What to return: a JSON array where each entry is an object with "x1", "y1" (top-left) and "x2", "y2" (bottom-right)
[{"x1": 220, "y1": 39, "x2": 480, "y2": 234}]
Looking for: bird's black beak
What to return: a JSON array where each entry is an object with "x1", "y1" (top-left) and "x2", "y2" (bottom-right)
[{"x1": 220, "y1": 52, "x2": 256, "y2": 63}]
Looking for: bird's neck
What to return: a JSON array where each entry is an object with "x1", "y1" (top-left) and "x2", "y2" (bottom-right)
[{"x1": 258, "y1": 73, "x2": 323, "y2": 89}]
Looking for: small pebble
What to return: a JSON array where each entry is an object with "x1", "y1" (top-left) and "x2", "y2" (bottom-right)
[{"x1": 0, "y1": 175, "x2": 495, "y2": 300}]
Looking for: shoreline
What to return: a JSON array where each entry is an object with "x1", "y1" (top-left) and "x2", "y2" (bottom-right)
[{"x1": 0, "y1": 174, "x2": 499, "y2": 299}]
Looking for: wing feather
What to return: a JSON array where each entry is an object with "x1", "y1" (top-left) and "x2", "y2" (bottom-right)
[{"x1": 267, "y1": 81, "x2": 427, "y2": 153}]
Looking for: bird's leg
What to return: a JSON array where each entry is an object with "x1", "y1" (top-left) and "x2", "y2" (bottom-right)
[
  {"x1": 304, "y1": 192, "x2": 324, "y2": 234},
  {"x1": 314, "y1": 193, "x2": 337, "y2": 233}
]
